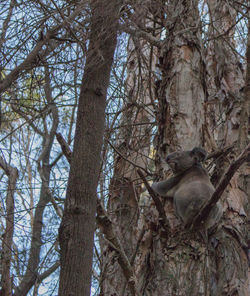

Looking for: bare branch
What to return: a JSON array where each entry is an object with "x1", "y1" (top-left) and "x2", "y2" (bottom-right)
[
  {"x1": 137, "y1": 169, "x2": 170, "y2": 232},
  {"x1": 120, "y1": 24, "x2": 162, "y2": 48},
  {"x1": 56, "y1": 133, "x2": 72, "y2": 163},
  {"x1": 37, "y1": 261, "x2": 60, "y2": 284},
  {"x1": 0, "y1": 1, "x2": 87, "y2": 94},
  {"x1": 107, "y1": 139, "x2": 152, "y2": 176},
  {"x1": 0, "y1": 0, "x2": 16, "y2": 48},
  {"x1": 10, "y1": 96, "x2": 44, "y2": 136},
  {"x1": 96, "y1": 202, "x2": 139, "y2": 296}
]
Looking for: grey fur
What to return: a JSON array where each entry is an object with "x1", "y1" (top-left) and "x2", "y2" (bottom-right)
[{"x1": 152, "y1": 147, "x2": 222, "y2": 229}]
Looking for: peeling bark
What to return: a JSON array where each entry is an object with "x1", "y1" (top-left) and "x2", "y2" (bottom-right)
[{"x1": 138, "y1": 1, "x2": 249, "y2": 295}]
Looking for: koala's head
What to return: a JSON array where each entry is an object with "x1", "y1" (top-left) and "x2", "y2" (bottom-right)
[{"x1": 166, "y1": 147, "x2": 207, "y2": 174}]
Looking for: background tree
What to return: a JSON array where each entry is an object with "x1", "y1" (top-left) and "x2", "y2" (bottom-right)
[
  {"x1": 99, "y1": 2, "x2": 159, "y2": 294},
  {"x1": 0, "y1": 0, "x2": 89, "y2": 294}
]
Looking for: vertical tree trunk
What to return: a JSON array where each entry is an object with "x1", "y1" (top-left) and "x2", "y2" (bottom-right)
[
  {"x1": 0, "y1": 159, "x2": 18, "y2": 296},
  {"x1": 100, "y1": 3, "x2": 159, "y2": 295},
  {"x1": 140, "y1": 1, "x2": 210, "y2": 294},
  {"x1": 58, "y1": 1, "x2": 120, "y2": 295},
  {"x1": 206, "y1": 0, "x2": 244, "y2": 150},
  {"x1": 204, "y1": 3, "x2": 249, "y2": 294},
  {"x1": 135, "y1": 0, "x2": 249, "y2": 295}
]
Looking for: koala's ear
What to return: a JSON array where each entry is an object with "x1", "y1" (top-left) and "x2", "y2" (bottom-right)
[{"x1": 191, "y1": 147, "x2": 207, "y2": 162}]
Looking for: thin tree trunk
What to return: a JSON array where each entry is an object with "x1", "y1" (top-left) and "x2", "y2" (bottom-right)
[
  {"x1": 0, "y1": 158, "x2": 18, "y2": 296},
  {"x1": 14, "y1": 67, "x2": 59, "y2": 296},
  {"x1": 58, "y1": 1, "x2": 120, "y2": 295}
]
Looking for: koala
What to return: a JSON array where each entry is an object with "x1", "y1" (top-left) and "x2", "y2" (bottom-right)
[{"x1": 152, "y1": 147, "x2": 222, "y2": 229}]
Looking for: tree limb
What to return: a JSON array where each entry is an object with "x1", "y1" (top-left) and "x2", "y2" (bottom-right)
[
  {"x1": 120, "y1": 24, "x2": 162, "y2": 48},
  {"x1": 37, "y1": 261, "x2": 60, "y2": 284},
  {"x1": 56, "y1": 133, "x2": 72, "y2": 162},
  {"x1": 0, "y1": 1, "x2": 87, "y2": 94},
  {"x1": 96, "y1": 203, "x2": 139, "y2": 296},
  {"x1": 108, "y1": 139, "x2": 152, "y2": 176},
  {"x1": 137, "y1": 169, "x2": 170, "y2": 232}
]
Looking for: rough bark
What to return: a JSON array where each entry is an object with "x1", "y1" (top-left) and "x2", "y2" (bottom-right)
[
  {"x1": 134, "y1": 1, "x2": 249, "y2": 295},
  {"x1": 58, "y1": 1, "x2": 120, "y2": 295},
  {"x1": 238, "y1": 14, "x2": 250, "y2": 149},
  {"x1": 155, "y1": 1, "x2": 206, "y2": 154},
  {"x1": 190, "y1": 143, "x2": 250, "y2": 228},
  {"x1": 205, "y1": 0, "x2": 245, "y2": 151},
  {"x1": 140, "y1": 1, "x2": 211, "y2": 294},
  {"x1": 204, "y1": 3, "x2": 249, "y2": 294}
]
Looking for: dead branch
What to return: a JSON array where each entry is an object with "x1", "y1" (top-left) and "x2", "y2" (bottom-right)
[
  {"x1": 206, "y1": 144, "x2": 234, "y2": 160},
  {"x1": 0, "y1": 1, "x2": 87, "y2": 94},
  {"x1": 56, "y1": 133, "x2": 72, "y2": 162},
  {"x1": 37, "y1": 261, "x2": 60, "y2": 284},
  {"x1": 137, "y1": 169, "x2": 170, "y2": 232},
  {"x1": 120, "y1": 24, "x2": 162, "y2": 48},
  {"x1": 96, "y1": 203, "x2": 139, "y2": 296},
  {"x1": 108, "y1": 139, "x2": 152, "y2": 176},
  {"x1": 191, "y1": 143, "x2": 250, "y2": 228}
]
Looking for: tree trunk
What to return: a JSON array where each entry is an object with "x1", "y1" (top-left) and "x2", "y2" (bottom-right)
[
  {"x1": 132, "y1": 0, "x2": 249, "y2": 295},
  {"x1": 58, "y1": 1, "x2": 120, "y2": 295},
  {"x1": 99, "y1": 3, "x2": 159, "y2": 295},
  {"x1": 0, "y1": 159, "x2": 18, "y2": 296}
]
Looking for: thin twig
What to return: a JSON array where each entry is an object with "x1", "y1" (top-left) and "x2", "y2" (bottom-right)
[
  {"x1": 108, "y1": 140, "x2": 152, "y2": 176},
  {"x1": 56, "y1": 133, "x2": 72, "y2": 163}
]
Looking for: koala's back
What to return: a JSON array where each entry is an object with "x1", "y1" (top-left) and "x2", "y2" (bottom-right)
[
  {"x1": 174, "y1": 180, "x2": 214, "y2": 225},
  {"x1": 173, "y1": 167, "x2": 221, "y2": 228}
]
